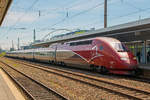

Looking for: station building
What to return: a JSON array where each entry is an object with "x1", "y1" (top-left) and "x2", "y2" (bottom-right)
[{"x1": 0, "y1": 0, "x2": 12, "y2": 26}]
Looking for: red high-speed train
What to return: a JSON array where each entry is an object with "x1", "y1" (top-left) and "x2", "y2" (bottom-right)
[{"x1": 6, "y1": 37, "x2": 140, "y2": 75}]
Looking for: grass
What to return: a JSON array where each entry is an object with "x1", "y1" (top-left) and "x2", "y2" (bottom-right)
[{"x1": 0, "y1": 52, "x2": 6, "y2": 57}]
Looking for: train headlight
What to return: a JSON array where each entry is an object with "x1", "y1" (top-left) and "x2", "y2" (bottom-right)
[{"x1": 121, "y1": 57, "x2": 128, "y2": 61}]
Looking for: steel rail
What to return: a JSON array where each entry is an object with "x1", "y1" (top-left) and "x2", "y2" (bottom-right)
[
  {"x1": 8, "y1": 58, "x2": 149, "y2": 100},
  {"x1": 1, "y1": 67, "x2": 36, "y2": 100},
  {"x1": 0, "y1": 60, "x2": 68, "y2": 100}
]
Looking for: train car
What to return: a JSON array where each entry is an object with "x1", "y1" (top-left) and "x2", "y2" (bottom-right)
[
  {"x1": 55, "y1": 37, "x2": 139, "y2": 75},
  {"x1": 6, "y1": 37, "x2": 140, "y2": 75},
  {"x1": 33, "y1": 48, "x2": 55, "y2": 63},
  {"x1": 7, "y1": 51, "x2": 18, "y2": 58}
]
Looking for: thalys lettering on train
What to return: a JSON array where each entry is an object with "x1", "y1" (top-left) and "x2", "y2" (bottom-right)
[{"x1": 6, "y1": 37, "x2": 141, "y2": 75}]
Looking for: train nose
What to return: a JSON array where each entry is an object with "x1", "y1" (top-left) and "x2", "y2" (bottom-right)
[
  {"x1": 119, "y1": 52, "x2": 137, "y2": 63},
  {"x1": 121, "y1": 57, "x2": 137, "y2": 66}
]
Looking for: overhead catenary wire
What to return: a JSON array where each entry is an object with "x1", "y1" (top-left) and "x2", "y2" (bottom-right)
[
  {"x1": 11, "y1": 0, "x2": 40, "y2": 27},
  {"x1": 38, "y1": 2, "x2": 105, "y2": 32},
  {"x1": 2, "y1": 0, "x2": 99, "y2": 48},
  {"x1": 121, "y1": 0, "x2": 143, "y2": 11},
  {"x1": 20, "y1": 1, "x2": 150, "y2": 31},
  {"x1": 1, "y1": 0, "x2": 40, "y2": 39},
  {"x1": 41, "y1": 0, "x2": 95, "y2": 16},
  {"x1": 77, "y1": 0, "x2": 150, "y2": 30},
  {"x1": 70, "y1": 0, "x2": 150, "y2": 30},
  {"x1": 2, "y1": 0, "x2": 96, "y2": 33},
  {"x1": 110, "y1": 7, "x2": 150, "y2": 21},
  {"x1": 2, "y1": 0, "x2": 150, "y2": 48},
  {"x1": 33, "y1": 0, "x2": 150, "y2": 32},
  {"x1": 18, "y1": 0, "x2": 94, "y2": 33},
  {"x1": 37, "y1": 0, "x2": 119, "y2": 31},
  {"x1": 19, "y1": 0, "x2": 82, "y2": 27}
]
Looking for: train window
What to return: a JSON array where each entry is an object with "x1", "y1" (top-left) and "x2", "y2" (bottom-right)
[
  {"x1": 79, "y1": 40, "x2": 92, "y2": 45},
  {"x1": 66, "y1": 43, "x2": 69, "y2": 45},
  {"x1": 70, "y1": 42, "x2": 76, "y2": 46},
  {"x1": 99, "y1": 46, "x2": 103, "y2": 50},
  {"x1": 70, "y1": 40, "x2": 92, "y2": 46},
  {"x1": 113, "y1": 43, "x2": 128, "y2": 52}
]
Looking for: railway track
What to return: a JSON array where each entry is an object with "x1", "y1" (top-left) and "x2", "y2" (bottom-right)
[
  {"x1": 0, "y1": 60, "x2": 68, "y2": 100},
  {"x1": 20, "y1": 58, "x2": 150, "y2": 85},
  {"x1": 4, "y1": 57, "x2": 150, "y2": 100}
]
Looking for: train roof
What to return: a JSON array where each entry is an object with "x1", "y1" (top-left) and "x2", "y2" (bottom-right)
[
  {"x1": 64, "y1": 37, "x2": 120, "y2": 43},
  {"x1": 8, "y1": 37, "x2": 121, "y2": 53},
  {"x1": 9, "y1": 47, "x2": 53, "y2": 53},
  {"x1": 96, "y1": 37, "x2": 120, "y2": 43}
]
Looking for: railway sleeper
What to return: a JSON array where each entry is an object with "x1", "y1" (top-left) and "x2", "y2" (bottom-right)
[{"x1": 90, "y1": 65, "x2": 108, "y2": 74}]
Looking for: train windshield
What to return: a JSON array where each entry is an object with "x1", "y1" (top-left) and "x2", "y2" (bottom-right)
[{"x1": 112, "y1": 43, "x2": 129, "y2": 52}]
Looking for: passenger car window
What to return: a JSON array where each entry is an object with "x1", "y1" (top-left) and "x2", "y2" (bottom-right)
[{"x1": 70, "y1": 40, "x2": 92, "y2": 46}]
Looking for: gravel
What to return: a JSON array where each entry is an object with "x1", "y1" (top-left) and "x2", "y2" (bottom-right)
[{"x1": 0, "y1": 58, "x2": 129, "y2": 100}]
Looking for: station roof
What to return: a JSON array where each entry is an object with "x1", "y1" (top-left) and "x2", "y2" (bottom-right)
[
  {"x1": 0, "y1": 0, "x2": 12, "y2": 26},
  {"x1": 33, "y1": 17, "x2": 150, "y2": 47}
]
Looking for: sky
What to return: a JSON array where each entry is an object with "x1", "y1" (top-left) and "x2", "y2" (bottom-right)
[{"x1": 1, "y1": 0, "x2": 150, "y2": 50}]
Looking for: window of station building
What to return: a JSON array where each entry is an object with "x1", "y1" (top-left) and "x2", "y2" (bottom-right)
[{"x1": 70, "y1": 40, "x2": 92, "y2": 46}]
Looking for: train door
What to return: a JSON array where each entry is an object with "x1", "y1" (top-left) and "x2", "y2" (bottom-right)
[{"x1": 32, "y1": 49, "x2": 35, "y2": 60}]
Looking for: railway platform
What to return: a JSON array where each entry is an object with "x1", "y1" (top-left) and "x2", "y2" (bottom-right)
[
  {"x1": 139, "y1": 64, "x2": 150, "y2": 69},
  {"x1": 0, "y1": 68, "x2": 26, "y2": 100},
  {"x1": 139, "y1": 64, "x2": 150, "y2": 77}
]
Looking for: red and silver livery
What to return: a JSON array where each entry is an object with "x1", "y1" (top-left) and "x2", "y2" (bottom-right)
[{"x1": 6, "y1": 37, "x2": 140, "y2": 75}]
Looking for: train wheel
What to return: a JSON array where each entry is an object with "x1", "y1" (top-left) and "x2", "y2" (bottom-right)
[
  {"x1": 100, "y1": 66, "x2": 108, "y2": 74},
  {"x1": 90, "y1": 65, "x2": 96, "y2": 71},
  {"x1": 49, "y1": 60, "x2": 52, "y2": 64},
  {"x1": 61, "y1": 62, "x2": 65, "y2": 66},
  {"x1": 51, "y1": 61, "x2": 55, "y2": 64},
  {"x1": 96, "y1": 66, "x2": 101, "y2": 72}
]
